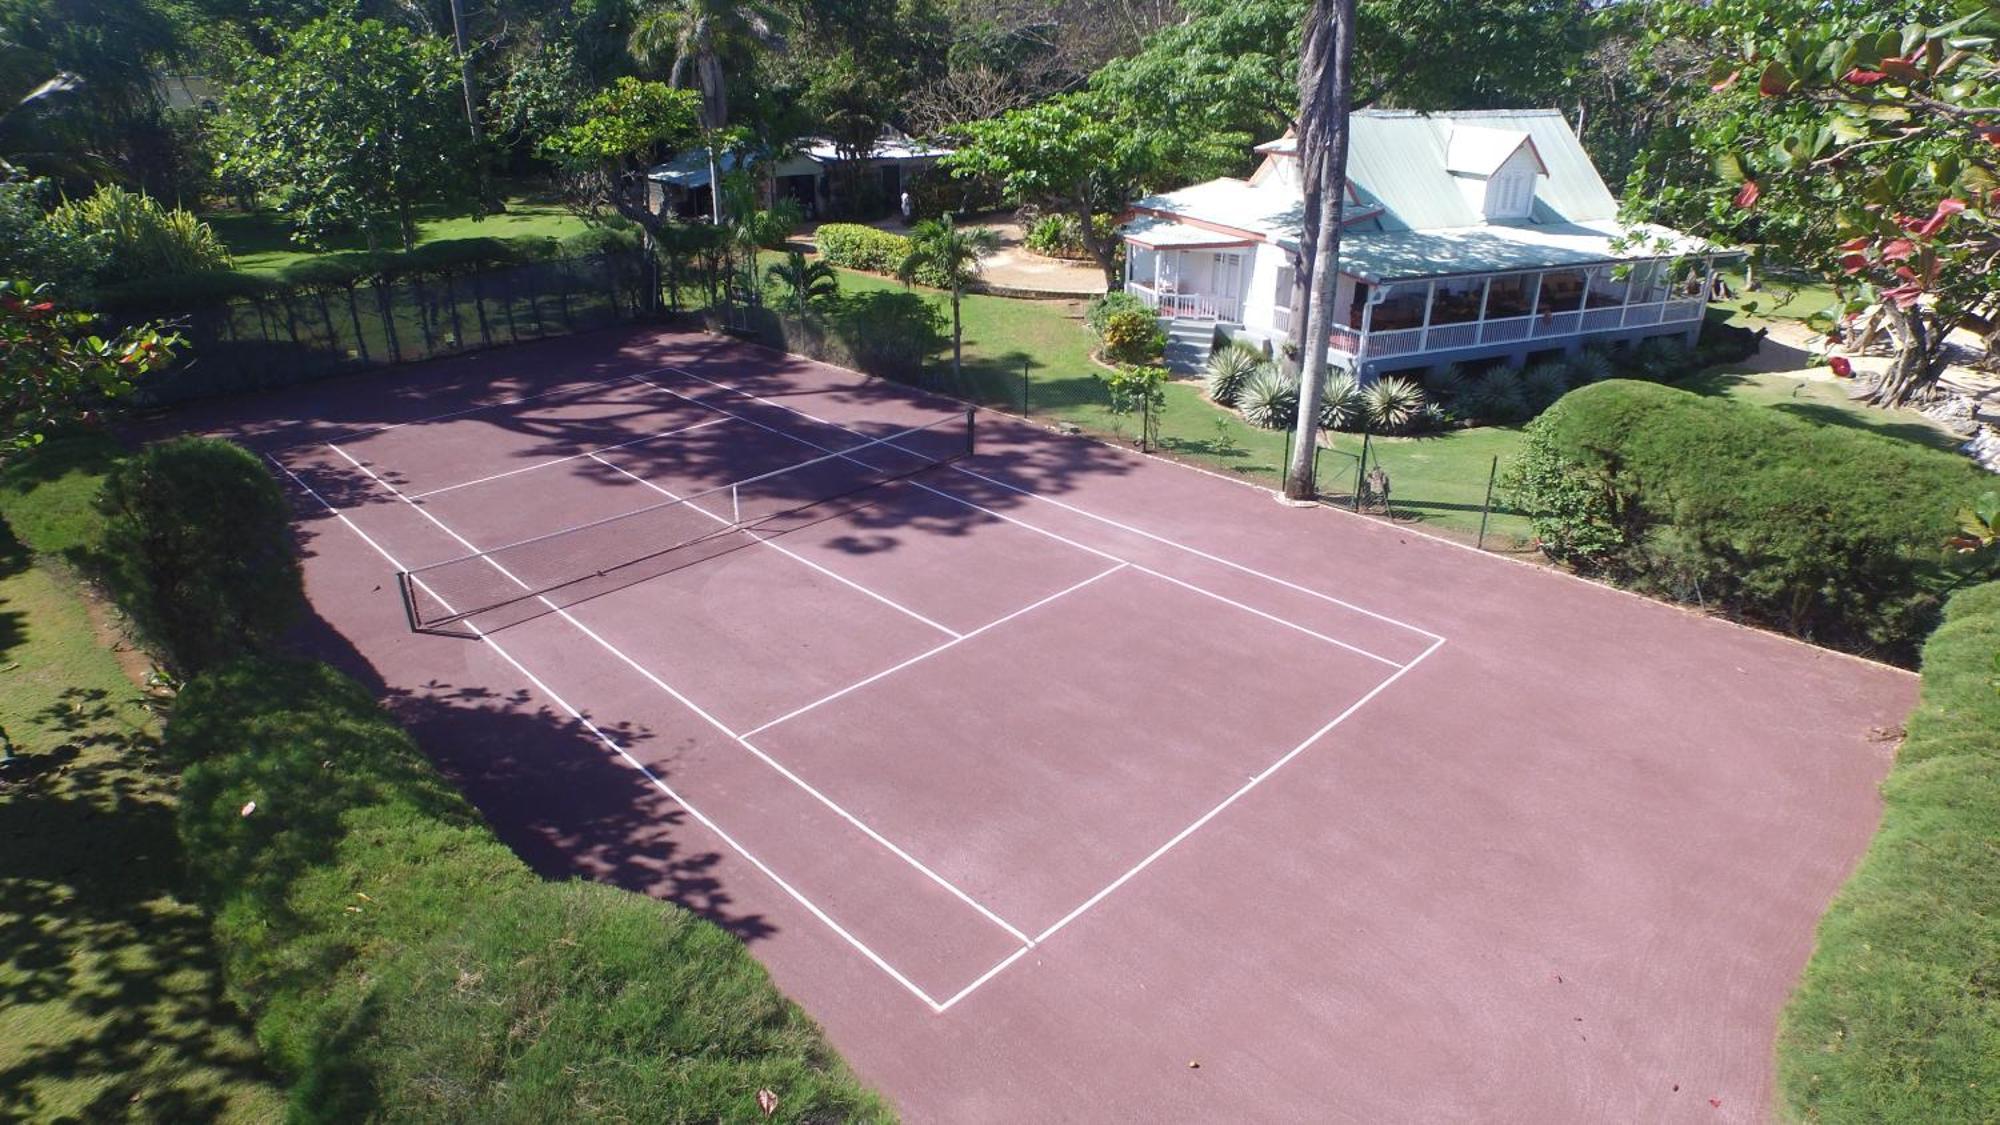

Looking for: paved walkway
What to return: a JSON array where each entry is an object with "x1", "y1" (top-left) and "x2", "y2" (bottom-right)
[{"x1": 797, "y1": 213, "x2": 1107, "y2": 299}]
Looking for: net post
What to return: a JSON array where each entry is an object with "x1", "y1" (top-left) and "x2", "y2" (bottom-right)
[
  {"x1": 396, "y1": 570, "x2": 422, "y2": 633},
  {"x1": 1477, "y1": 453, "x2": 1499, "y2": 551},
  {"x1": 732, "y1": 483, "x2": 742, "y2": 525}
]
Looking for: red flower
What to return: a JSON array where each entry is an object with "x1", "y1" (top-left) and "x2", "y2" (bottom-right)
[
  {"x1": 1733, "y1": 180, "x2": 1761, "y2": 210},
  {"x1": 1829, "y1": 356, "x2": 1853, "y2": 378}
]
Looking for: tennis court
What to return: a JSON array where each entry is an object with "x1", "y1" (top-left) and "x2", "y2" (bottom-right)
[
  {"x1": 243, "y1": 328, "x2": 1913, "y2": 1122},
  {"x1": 270, "y1": 341, "x2": 1443, "y2": 1011}
]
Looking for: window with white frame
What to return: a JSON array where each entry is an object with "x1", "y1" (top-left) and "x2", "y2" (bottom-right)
[{"x1": 1487, "y1": 170, "x2": 1534, "y2": 219}]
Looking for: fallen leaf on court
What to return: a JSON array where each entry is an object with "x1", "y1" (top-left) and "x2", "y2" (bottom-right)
[
  {"x1": 240, "y1": 800, "x2": 257, "y2": 817},
  {"x1": 1710, "y1": 1097, "x2": 1722, "y2": 1108},
  {"x1": 1187, "y1": 1060, "x2": 1200, "y2": 1069},
  {"x1": 756, "y1": 1088, "x2": 778, "y2": 1116}
]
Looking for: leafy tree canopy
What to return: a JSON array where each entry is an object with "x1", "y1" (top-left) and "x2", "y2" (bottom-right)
[
  {"x1": 1629, "y1": 0, "x2": 1998, "y2": 405},
  {"x1": 215, "y1": 10, "x2": 485, "y2": 250},
  {"x1": 0, "y1": 279, "x2": 179, "y2": 452}
]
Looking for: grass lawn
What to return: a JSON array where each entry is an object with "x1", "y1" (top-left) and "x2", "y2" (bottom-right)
[
  {"x1": 1711, "y1": 266, "x2": 1842, "y2": 326},
  {"x1": 767, "y1": 260, "x2": 1971, "y2": 549},
  {"x1": 0, "y1": 453, "x2": 283, "y2": 1120},
  {"x1": 203, "y1": 188, "x2": 594, "y2": 276}
]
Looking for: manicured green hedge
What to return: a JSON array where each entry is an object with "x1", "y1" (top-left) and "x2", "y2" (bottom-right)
[
  {"x1": 716, "y1": 288, "x2": 946, "y2": 384},
  {"x1": 1778, "y1": 581, "x2": 2000, "y2": 1122},
  {"x1": 98, "y1": 437, "x2": 303, "y2": 675},
  {"x1": 1507, "y1": 380, "x2": 1992, "y2": 663},
  {"x1": 168, "y1": 657, "x2": 891, "y2": 1123},
  {"x1": 812, "y1": 223, "x2": 948, "y2": 288}
]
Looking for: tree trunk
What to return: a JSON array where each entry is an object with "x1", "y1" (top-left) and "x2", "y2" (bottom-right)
[
  {"x1": 1865, "y1": 302, "x2": 1943, "y2": 407},
  {"x1": 1284, "y1": 0, "x2": 1357, "y2": 502},
  {"x1": 1072, "y1": 190, "x2": 1118, "y2": 289},
  {"x1": 952, "y1": 285, "x2": 964, "y2": 379},
  {"x1": 446, "y1": 0, "x2": 482, "y2": 143}
]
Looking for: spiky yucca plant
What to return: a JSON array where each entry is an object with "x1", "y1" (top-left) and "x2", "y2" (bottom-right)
[
  {"x1": 1521, "y1": 361, "x2": 1574, "y2": 414},
  {"x1": 1236, "y1": 366, "x2": 1300, "y2": 430},
  {"x1": 1464, "y1": 369, "x2": 1529, "y2": 424},
  {"x1": 1319, "y1": 371, "x2": 1363, "y2": 431},
  {"x1": 1422, "y1": 363, "x2": 1468, "y2": 406},
  {"x1": 1204, "y1": 340, "x2": 1268, "y2": 406},
  {"x1": 1362, "y1": 375, "x2": 1426, "y2": 433}
]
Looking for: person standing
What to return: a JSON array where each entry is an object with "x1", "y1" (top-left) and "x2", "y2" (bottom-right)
[{"x1": 900, "y1": 189, "x2": 914, "y2": 225}]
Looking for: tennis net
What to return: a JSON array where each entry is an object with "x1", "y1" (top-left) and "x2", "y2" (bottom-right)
[{"x1": 398, "y1": 408, "x2": 974, "y2": 631}]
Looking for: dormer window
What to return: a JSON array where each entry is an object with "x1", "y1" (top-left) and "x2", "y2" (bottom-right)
[{"x1": 1445, "y1": 124, "x2": 1547, "y2": 222}]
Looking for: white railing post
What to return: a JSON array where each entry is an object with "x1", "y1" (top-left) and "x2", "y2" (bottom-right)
[{"x1": 1417, "y1": 280, "x2": 1437, "y2": 353}]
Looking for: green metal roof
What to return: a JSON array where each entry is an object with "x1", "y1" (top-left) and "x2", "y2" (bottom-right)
[{"x1": 1340, "y1": 220, "x2": 1716, "y2": 283}]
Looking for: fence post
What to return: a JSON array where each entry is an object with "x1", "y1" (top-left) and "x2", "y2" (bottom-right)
[
  {"x1": 1282, "y1": 425, "x2": 1293, "y2": 482},
  {"x1": 1476, "y1": 453, "x2": 1500, "y2": 551},
  {"x1": 1021, "y1": 357, "x2": 1031, "y2": 417},
  {"x1": 1353, "y1": 429, "x2": 1372, "y2": 513}
]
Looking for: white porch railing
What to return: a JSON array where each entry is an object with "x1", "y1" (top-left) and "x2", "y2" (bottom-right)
[
  {"x1": 1130, "y1": 283, "x2": 1241, "y2": 324},
  {"x1": 1336, "y1": 297, "x2": 1706, "y2": 361}
]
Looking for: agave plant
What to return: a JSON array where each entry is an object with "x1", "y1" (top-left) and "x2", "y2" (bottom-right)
[
  {"x1": 1318, "y1": 371, "x2": 1364, "y2": 431},
  {"x1": 1204, "y1": 340, "x2": 1268, "y2": 406},
  {"x1": 1412, "y1": 401, "x2": 1452, "y2": 433},
  {"x1": 1235, "y1": 366, "x2": 1300, "y2": 430},
  {"x1": 1633, "y1": 336, "x2": 1691, "y2": 381},
  {"x1": 1421, "y1": 363, "x2": 1468, "y2": 406},
  {"x1": 1569, "y1": 348, "x2": 1616, "y2": 385},
  {"x1": 1464, "y1": 370, "x2": 1529, "y2": 424},
  {"x1": 1363, "y1": 375, "x2": 1426, "y2": 433},
  {"x1": 1521, "y1": 361, "x2": 1573, "y2": 414}
]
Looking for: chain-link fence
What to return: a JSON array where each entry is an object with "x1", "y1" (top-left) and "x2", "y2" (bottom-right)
[{"x1": 125, "y1": 251, "x2": 658, "y2": 405}]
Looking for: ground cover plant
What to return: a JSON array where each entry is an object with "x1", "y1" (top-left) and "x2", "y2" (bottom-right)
[
  {"x1": 168, "y1": 656, "x2": 891, "y2": 1123},
  {"x1": 0, "y1": 442, "x2": 283, "y2": 1121},
  {"x1": 1777, "y1": 580, "x2": 2000, "y2": 1121},
  {"x1": 1506, "y1": 379, "x2": 1994, "y2": 662}
]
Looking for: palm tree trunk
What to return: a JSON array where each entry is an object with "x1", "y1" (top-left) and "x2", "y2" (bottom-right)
[{"x1": 1285, "y1": 0, "x2": 1357, "y2": 502}]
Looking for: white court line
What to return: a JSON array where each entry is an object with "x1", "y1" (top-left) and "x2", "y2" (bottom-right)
[
  {"x1": 583, "y1": 452, "x2": 960, "y2": 639},
  {"x1": 936, "y1": 944, "x2": 1034, "y2": 1012},
  {"x1": 740, "y1": 562, "x2": 1129, "y2": 740},
  {"x1": 651, "y1": 363, "x2": 1444, "y2": 646},
  {"x1": 323, "y1": 441, "x2": 1033, "y2": 948},
  {"x1": 1030, "y1": 634, "x2": 1448, "y2": 949},
  {"x1": 408, "y1": 415, "x2": 731, "y2": 499},
  {"x1": 267, "y1": 453, "x2": 950, "y2": 1012},
  {"x1": 1127, "y1": 565, "x2": 1403, "y2": 669}
]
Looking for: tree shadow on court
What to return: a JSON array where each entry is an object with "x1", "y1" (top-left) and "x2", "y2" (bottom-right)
[{"x1": 289, "y1": 604, "x2": 782, "y2": 943}]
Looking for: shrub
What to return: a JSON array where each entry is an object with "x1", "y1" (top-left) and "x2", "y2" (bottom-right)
[
  {"x1": 1696, "y1": 317, "x2": 1762, "y2": 367},
  {"x1": 814, "y1": 222, "x2": 908, "y2": 274},
  {"x1": 168, "y1": 657, "x2": 889, "y2": 1122},
  {"x1": 1506, "y1": 379, "x2": 1994, "y2": 661},
  {"x1": 46, "y1": 183, "x2": 231, "y2": 280},
  {"x1": 1204, "y1": 340, "x2": 1267, "y2": 406},
  {"x1": 1099, "y1": 307, "x2": 1166, "y2": 364},
  {"x1": 1777, "y1": 581, "x2": 2000, "y2": 1122},
  {"x1": 1319, "y1": 371, "x2": 1364, "y2": 431},
  {"x1": 1236, "y1": 366, "x2": 1299, "y2": 430},
  {"x1": 1463, "y1": 369, "x2": 1530, "y2": 424},
  {"x1": 97, "y1": 437, "x2": 302, "y2": 674},
  {"x1": 1362, "y1": 376, "x2": 1426, "y2": 433},
  {"x1": 1022, "y1": 212, "x2": 1115, "y2": 260},
  {"x1": 1521, "y1": 361, "x2": 1573, "y2": 414},
  {"x1": 1085, "y1": 290, "x2": 1150, "y2": 337}
]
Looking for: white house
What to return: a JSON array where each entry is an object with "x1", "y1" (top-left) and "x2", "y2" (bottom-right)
[
  {"x1": 648, "y1": 130, "x2": 952, "y2": 221},
  {"x1": 1120, "y1": 110, "x2": 1725, "y2": 376}
]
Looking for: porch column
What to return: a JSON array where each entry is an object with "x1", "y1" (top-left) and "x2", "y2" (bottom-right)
[
  {"x1": 1356, "y1": 287, "x2": 1377, "y2": 360},
  {"x1": 1527, "y1": 269, "x2": 1547, "y2": 334},
  {"x1": 1474, "y1": 275, "x2": 1493, "y2": 345},
  {"x1": 1619, "y1": 260, "x2": 1639, "y2": 325},
  {"x1": 1575, "y1": 268, "x2": 1594, "y2": 332},
  {"x1": 1417, "y1": 280, "x2": 1437, "y2": 352}
]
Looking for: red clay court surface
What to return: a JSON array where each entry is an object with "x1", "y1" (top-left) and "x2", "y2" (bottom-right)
[{"x1": 207, "y1": 327, "x2": 1914, "y2": 1122}]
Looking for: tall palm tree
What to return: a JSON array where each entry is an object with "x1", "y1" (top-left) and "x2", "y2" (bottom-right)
[
  {"x1": 897, "y1": 215, "x2": 1000, "y2": 381},
  {"x1": 766, "y1": 250, "x2": 838, "y2": 318},
  {"x1": 1284, "y1": 0, "x2": 1358, "y2": 502},
  {"x1": 628, "y1": 0, "x2": 787, "y2": 224}
]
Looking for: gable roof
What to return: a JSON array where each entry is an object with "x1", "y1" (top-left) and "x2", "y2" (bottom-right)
[
  {"x1": 1443, "y1": 124, "x2": 1546, "y2": 178},
  {"x1": 1126, "y1": 109, "x2": 1716, "y2": 279}
]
